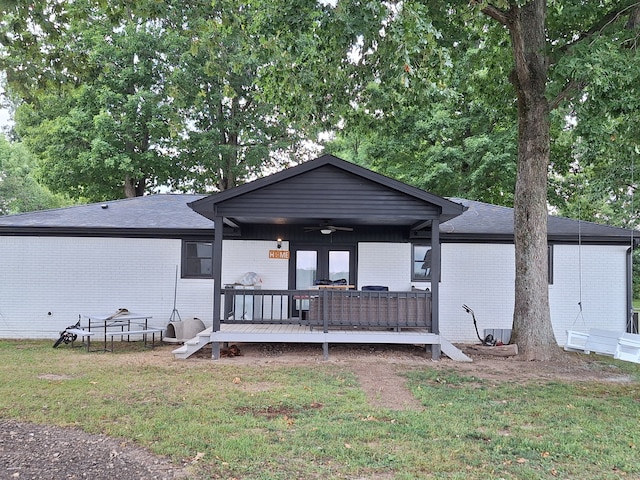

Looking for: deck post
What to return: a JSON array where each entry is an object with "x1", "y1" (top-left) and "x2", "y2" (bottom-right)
[
  {"x1": 431, "y1": 218, "x2": 441, "y2": 360},
  {"x1": 211, "y1": 214, "x2": 224, "y2": 360},
  {"x1": 322, "y1": 342, "x2": 329, "y2": 360}
]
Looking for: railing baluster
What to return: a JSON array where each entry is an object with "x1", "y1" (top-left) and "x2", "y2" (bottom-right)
[{"x1": 219, "y1": 288, "x2": 432, "y2": 330}]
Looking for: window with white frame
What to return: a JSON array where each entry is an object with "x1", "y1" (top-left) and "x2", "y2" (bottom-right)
[{"x1": 182, "y1": 240, "x2": 213, "y2": 278}]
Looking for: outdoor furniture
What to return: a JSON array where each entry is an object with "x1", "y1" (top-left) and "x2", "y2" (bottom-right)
[
  {"x1": 564, "y1": 330, "x2": 590, "y2": 352},
  {"x1": 565, "y1": 328, "x2": 640, "y2": 364},
  {"x1": 66, "y1": 328, "x2": 95, "y2": 351},
  {"x1": 614, "y1": 332, "x2": 640, "y2": 363},
  {"x1": 565, "y1": 328, "x2": 618, "y2": 356},
  {"x1": 83, "y1": 311, "x2": 158, "y2": 351}
]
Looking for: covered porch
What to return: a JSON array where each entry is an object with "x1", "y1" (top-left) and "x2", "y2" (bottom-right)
[{"x1": 184, "y1": 155, "x2": 468, "y2": 360}]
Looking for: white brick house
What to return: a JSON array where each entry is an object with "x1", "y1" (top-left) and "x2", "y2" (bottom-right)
[{"x1": 0, "y1": 156, "x2": 636, "y2": 348}]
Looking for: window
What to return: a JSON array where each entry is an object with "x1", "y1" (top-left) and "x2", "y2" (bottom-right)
[
  {"x1": 412, "y1": 244, "x2": 432, "y2": 281},
  {"x1": 182, "y1": 240, "x2": 213, "y2": 278}
]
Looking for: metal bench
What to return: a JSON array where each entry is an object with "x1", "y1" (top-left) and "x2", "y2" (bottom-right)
[
  {"x1": 104, "y1": 328, "x2": 164, "y2": 351},
  {"x1": 65, "y1": 329, "x2": 95, "y2": 351}
]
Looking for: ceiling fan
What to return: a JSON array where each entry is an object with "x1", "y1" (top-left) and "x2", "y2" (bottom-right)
[{"x1": 304, "y1": 222, "x2": 354, "y2": 235}]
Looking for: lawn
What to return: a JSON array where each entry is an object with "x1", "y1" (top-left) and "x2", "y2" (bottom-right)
[{"x1": 1, "y1": 340, "x2": 639, "y2": 479}]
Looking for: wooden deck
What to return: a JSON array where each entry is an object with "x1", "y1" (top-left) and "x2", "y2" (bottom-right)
[
  {"x1": 170, "y1": 323, "x2": 471, "y2": 361},
  {"x1": 212, "y1": 323, "x2": 439, "y2": 345}
]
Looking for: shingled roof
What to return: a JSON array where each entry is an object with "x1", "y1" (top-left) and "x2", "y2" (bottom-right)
[
  {"x1": 0, "y1": 194, "x2": 212, "y2": 237},
  {"x1": 0, "y1": 193, "x2": 636, "y2": 245},
  {"x1": 443, "y1": 198, "x2": 637, "y2": 245}
]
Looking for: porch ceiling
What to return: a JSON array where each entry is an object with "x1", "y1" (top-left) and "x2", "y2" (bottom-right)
[{"x1": 223, "y1": 215, "x2": 432, "y2": 229}]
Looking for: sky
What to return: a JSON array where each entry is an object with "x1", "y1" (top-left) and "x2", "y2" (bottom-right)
[
  {"x1": 0, "y1": 83, "x2": 13, "y2": 133},
  {"x1": 0, "y1": 107, "x2": 10, "y2": 130}
]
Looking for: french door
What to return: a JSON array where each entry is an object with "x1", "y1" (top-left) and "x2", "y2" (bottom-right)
[{"x1": 291, "y1": 245, "x2": 355, "y2": 316}]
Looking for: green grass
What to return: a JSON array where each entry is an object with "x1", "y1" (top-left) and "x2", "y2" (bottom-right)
[{"x1": 1, "y1": 340, "x2": 640, "y2": 479}]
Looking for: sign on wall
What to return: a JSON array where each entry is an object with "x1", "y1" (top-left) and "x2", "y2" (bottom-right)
[{"x1": 269, "y1": 250, "x2": 290, "y2": 259}]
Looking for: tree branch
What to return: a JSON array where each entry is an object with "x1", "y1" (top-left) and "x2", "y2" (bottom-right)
[
  {"x1": 556, "y1": 1, "x2": 640, "y2": 58},
  {"x1": 475, "y1": 2, "x2": 509, "y2": 26},
  {"x1": 549, "y1": 79, "x2": 588, "y2": 111}
]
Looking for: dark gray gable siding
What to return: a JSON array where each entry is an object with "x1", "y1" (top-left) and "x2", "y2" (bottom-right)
[
  {"x1": 214, "y1": 164, "x2": 440, "y2": 221},
  {"x1": 190, "y1": 155, "x2": 465, "y2": 224}
]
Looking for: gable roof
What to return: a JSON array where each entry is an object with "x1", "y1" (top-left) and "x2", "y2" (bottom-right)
[{"x1": 189, "y1": 154, "x2": 466, "y2": 227}]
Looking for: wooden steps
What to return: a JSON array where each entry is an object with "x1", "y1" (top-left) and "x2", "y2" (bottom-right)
[{"x1": 171, "y1": 327, "x2": 213, "y2": 359}]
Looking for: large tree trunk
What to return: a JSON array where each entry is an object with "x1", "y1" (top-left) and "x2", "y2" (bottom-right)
[
  {"x1": 123, "y1": 174, "x2": 145, "y2": 198},
  {"x1": 506, "y1": 1, "x2": 559, "y2": 360}
]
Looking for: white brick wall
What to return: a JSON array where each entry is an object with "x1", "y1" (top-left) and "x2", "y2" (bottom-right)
[
  {"x1": 0, "y1": 237, "x2": 291, "y2": 339},
  {"x1": 439, "y1": 243, "x2": 629, "y2": 344},
  {"x1": 549, "y1": 244, "x2": 628, "y2": 343},
  {"x1": 439, "y1": 243, "x2": 516, "y2": 342},
  {"x1": 357, "y1": 242, "x2": 412, "y2": 291},
  {"x1": 0, "y1": 235, "x2": 630, "y2": 344},
  {"x1": 222, "y1": 240, "x2": 289, "y2": 289},
  {"x1": 0, "y1": 236, "x2": 212, "y2": 338}
]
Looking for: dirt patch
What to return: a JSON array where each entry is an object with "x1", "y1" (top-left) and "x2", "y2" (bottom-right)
[
  {"x1": 0, "y1": 419, "x2": 190, "y2": 480},
  {"x1": 182, "y1": 342, "x2": 635, "y2": 409},
  {"x1": 98, "y1": 343, "x2": 636, "y2": 409}
]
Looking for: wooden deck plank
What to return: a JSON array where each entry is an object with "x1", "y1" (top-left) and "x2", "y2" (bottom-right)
[{"x1": 212, "y1": 324, "x2": 440, "y2": 345}]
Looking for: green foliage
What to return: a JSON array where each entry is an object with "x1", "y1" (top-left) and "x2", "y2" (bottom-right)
[
  {"x1": 2, "y1": 0, "x2": 640, "y2": 228},
  {"x1": 0, "y1": 134, "x2": 73, "y2": 214},
  {"x1": 1, "y1": 0, "x2": 320, "y2": 200}
]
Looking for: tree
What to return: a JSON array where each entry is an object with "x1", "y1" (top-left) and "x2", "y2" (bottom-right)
[
  {"x1": 2, "y1": 1, "x2": 182, "y2": 200},
  {"x1": 476, "y1": 1, "x2": 640, "y2": 360},
  {"x1": 0, "y1": 134, "x2": 72, "y2": 214},
  {"x1": 166, "y1": 0, "x2": 313, "y2": 193},
  {"x1": 262, "y1": 0, "x2": 640, "y2": 360},
  {"x1": 0, "y1": 0, "x2": 320, "y2": 200}
]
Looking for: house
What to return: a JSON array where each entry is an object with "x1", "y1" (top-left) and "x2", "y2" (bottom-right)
[{"x1": 0, "y1": 155, "x2": 636, "y2": 359}]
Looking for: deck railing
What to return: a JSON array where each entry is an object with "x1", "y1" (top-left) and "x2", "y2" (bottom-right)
[{"x1": 222, "y1": 288, "x2": 432, "y2": 332}]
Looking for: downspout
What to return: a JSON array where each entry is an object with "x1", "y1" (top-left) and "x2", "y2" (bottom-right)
[
  {"x1": 627, "y1": 247, "x2": 637, "y2": 333},
  {"x1": 211, "y1": 215, "x2": 224, "y2": 359},
  {"x1": 431, "y1": 217, "x2": 441, "y2": 360}
]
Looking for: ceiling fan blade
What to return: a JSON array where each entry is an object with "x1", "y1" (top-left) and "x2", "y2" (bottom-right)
[
  {"x1": 332, "y1": 226, "x2": 353, "y2": 232},
  {"x1": 304, "y1": 224, "x2": 353, "y2": 233}
]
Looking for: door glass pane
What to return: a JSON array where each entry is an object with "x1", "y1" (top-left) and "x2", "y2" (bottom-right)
[
  {"x1": 295, "y1": 250, "x2": 317, "y2": 315},
  {"x1": 413, "y1": 245, "x2": 432, "y2": 280},
  {"x1": 329, "y1": 251, "x2": 350, "y2": 282},
  {"x1": 296, "y1": 251, "x2": 317, "y2": 289}
]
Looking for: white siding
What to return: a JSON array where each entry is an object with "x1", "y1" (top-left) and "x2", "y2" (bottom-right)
[
  {"x1": 0, "y1": 237, "x2": 289, "y2": 339},
  {"x1": 439, "y1": 243, "x2": 629, "y2": 344},
  {"x1": 222, "y1": 240, "x2": 289, "y2": 289},
  {"x1": 357, "y1": 241, "x2": 629, "y2": 345},
  {"x1": 439, "y1": 243, "x2": 516, "y2": 342}
]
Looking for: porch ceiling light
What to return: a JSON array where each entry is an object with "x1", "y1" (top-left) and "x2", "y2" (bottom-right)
[{"x1": 320, "y1": 228, "x2": 333, "y2": 235}]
